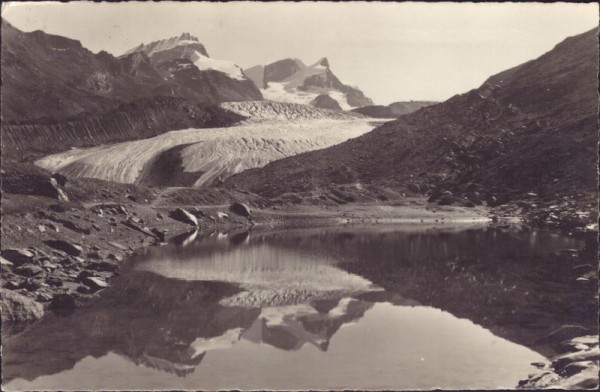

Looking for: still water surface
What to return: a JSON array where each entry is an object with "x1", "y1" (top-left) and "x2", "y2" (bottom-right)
[{"x1": 3, "y1": 224, "x2": 596, "y2": 390}]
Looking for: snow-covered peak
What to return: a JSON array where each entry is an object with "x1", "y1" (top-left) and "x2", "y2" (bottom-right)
[
  {"x1": 189, "y1": 50, "x2": 246, "y2": 80},
  {"x1": 123, "y1": 33, "x2": 205, "y2": 57}
]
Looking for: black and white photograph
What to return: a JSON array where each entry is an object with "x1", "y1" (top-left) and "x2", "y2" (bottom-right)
[{"x1": 0, "y1": 1, "x2": 598, "y2": 390}]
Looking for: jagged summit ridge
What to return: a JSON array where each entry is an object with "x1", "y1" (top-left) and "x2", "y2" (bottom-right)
[
  {"x1": 122, "y1": 32, "x2": 206, "y2": 57},
  {"x1": 122, "y1": 33, "x2": 255, "y2": 82},
  {"x1": 313, "y1": 57, "x2": 330, "y2": 68}
]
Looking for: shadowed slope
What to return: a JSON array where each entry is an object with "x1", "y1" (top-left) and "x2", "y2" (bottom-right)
[{"x1": 226, "y1": 28, "x2": 598, "y2": 204}]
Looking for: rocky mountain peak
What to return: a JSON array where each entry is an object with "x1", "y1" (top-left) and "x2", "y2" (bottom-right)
[
  {"x1": 122, "y1": 33, "x2": 207, "y2": 57},
  {"x1": 179, "y1": 32, "x2": 199, "y2": 42},
  {"x1": 314, "y1": 57, "x2": 330, "y2": 68}
]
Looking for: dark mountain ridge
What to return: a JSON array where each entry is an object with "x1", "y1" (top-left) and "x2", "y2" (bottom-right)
[
  {"x1": 2, "y1": 96, "x2": 245, "y2": 160},
  {"x1": 351, "y1": 101, "x2": 438, "y2": 118},
  {"x1": 1, "y1": 22, "x2": 261, "y2": 124}
]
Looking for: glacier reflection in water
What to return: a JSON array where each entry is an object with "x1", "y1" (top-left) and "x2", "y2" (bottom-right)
[{"x1": 4, "y1": 225, "x2": 595, "y2": 390}]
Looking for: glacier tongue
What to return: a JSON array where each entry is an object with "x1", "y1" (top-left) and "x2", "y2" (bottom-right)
[{"x1": 35, "y1": 101, "x2": 379, "y2": 188}]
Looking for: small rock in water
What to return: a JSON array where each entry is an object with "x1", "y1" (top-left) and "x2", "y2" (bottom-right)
[{"x1": 531, "y1": 362, "x2": 546, "y2": 369}]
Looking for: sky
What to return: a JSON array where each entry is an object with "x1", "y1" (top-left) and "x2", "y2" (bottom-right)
[{"x1": 2, "y1": 2, "x2": 598, "y2": 105}]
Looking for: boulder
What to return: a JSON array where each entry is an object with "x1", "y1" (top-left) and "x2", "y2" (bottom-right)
[
  {"x1": 438, "y1": 195, "x2": 472, "y2": 206},
  {"x1": 427, "y1": 190, "x2": 443, "y2": 202},
  {"x1": 553, "y1": 347, "x2": 600, "y2": 373},
  {"x1": 150, "y1": 228, "x2": 167, "y2": 242},
  {"x1": 14, "y1": 265, "x2": 45, "y2": 277},
  {"x1": 168, "y1": 208, "x2": 198, "y2": 227},
  {"x1": 86, "y1": 260, "x2": 118, "y2": 272},
  {"x1": 1, "y1": 290, "x2": 44, "y2": 322},
  {"x1": 20, "y1": 278, "x2": 43, "y2": 291},
  {"x1": 82, "y1": 276, "x2": 109, "y2": 292},
  {"x1": 38, "y1": 178, "x2": 69, "y2": 202},
  {"x1": 51, "y1": 172, "x2": 68, "y2": 187},
  {"x1": 465, "y1": 192, "x2": 483, "y2": 205},
  {"x1": 544, "y1": 325, "x2": 590, "y2": 344},
  {"x1": 560, "y1": 361, "x2": 595, "y2": 377},
  {"x1": 0, "y1": 256, "x2": 14, "y2": 267},
  {"x1": 1, "y1": 248, "x2": 35, "y2": 265},
  {"x1": 46, "y1": 240, "x2": 83, "y2": 256},
  {"x1": 229, "y1": 202, "x2": 251, "y2": 218},
  {"x1": 407, "y1": 183, "x2": 420, "y2": 193},
  {"x1": 188, "y1": 208, "x2": 205, "y2": 219},
  {"x1": 62, "y1": 220, "x2": 92, "y2": 234},
  {"x1": 108, "y1": 241, "x2": 128, "y2": 251},
  {"x1": 555, "y1": 365, "x2": 600, "y2": 389}
]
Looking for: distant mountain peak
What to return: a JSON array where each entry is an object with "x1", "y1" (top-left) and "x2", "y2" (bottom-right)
[
  {"x1": 244, "y1": 55, "x2": 372, "y2": 109},
  {"x1": 314, "y1": 57, "x2": 329, "y2": 68},
  {"x1": 179, "y1": 32, "x2": 199, "y2": 42},
  {"x1": 123, "y1": 33, "x2": 205, "y2": 57}
]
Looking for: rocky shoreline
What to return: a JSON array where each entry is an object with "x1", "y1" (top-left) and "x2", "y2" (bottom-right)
[
  {"x1": 1, "y1": 164, "x2": 255, "y2": 324},
  {"x1": 518, "y1": 332, "x2": 599, "y2": 389}
]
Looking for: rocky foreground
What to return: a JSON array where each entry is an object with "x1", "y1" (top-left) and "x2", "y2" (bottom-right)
[
  {"x1": 518, "y1": 332, "x2": 599, "y2": 389},
  {"x1": 0, "y1": 162, "x2": 255, "y2": 324}
]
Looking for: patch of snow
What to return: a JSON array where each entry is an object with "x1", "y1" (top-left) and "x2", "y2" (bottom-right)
[
  {"x1": 191, "y1": 50, "x2": 246, "y2": 80},
  {"x1": 328, "y1": 90, "x2": 353, "y2": 110},
  {"x1": 259, "y1": 305, "x2": 319, "y2": 327},
  {"x1": 187, "y1": 328, "x2": 244, "y2": 359},
  {"x1": 261, "y1": 82, "x2": 319, "y2": 106}
]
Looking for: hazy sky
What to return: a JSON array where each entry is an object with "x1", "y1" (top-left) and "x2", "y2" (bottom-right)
[{"x1": 2, "y1": 2, "x2": 598, "y2": 105}]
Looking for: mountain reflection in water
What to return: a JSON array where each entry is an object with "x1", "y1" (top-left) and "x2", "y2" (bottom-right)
[{"x1": 2, "y1": 225, "x2": 596, "y2": 390}]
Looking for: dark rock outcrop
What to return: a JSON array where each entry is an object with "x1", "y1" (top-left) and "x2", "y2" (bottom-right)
[
  {"x1": 36, "y1": 178, "x2": 69, "y2": 202},
  {"x1": 310, "y1": 94, "x2": 343, "y2": 111},
  {"x1": 46, "y1": 240, "x2": 83, "y2": 256},
  {"x1": 2, "y1": 96, "x2": 244, "y2": 159},
  {"x1": 2, "y1": 249, "x2": 35, "y2": 265},
  {"x1": 169, "y1": 208, "x2": 199, "y2": 227},
  {"x1": 1, "y1": 290, "x2": 44, "y2": 322},
  {"x1": 229, "y1": 202, "x2": 251, "y2": 218},
  {"x1": 1, "y1": 23, "x2": 261, "y2": 123},
  {"x1": 263, "y1": 59, "x2": 303, "y2": 87},
  {"x1": 351, "y1": 101, "x2": 437, "y2": 118}
]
